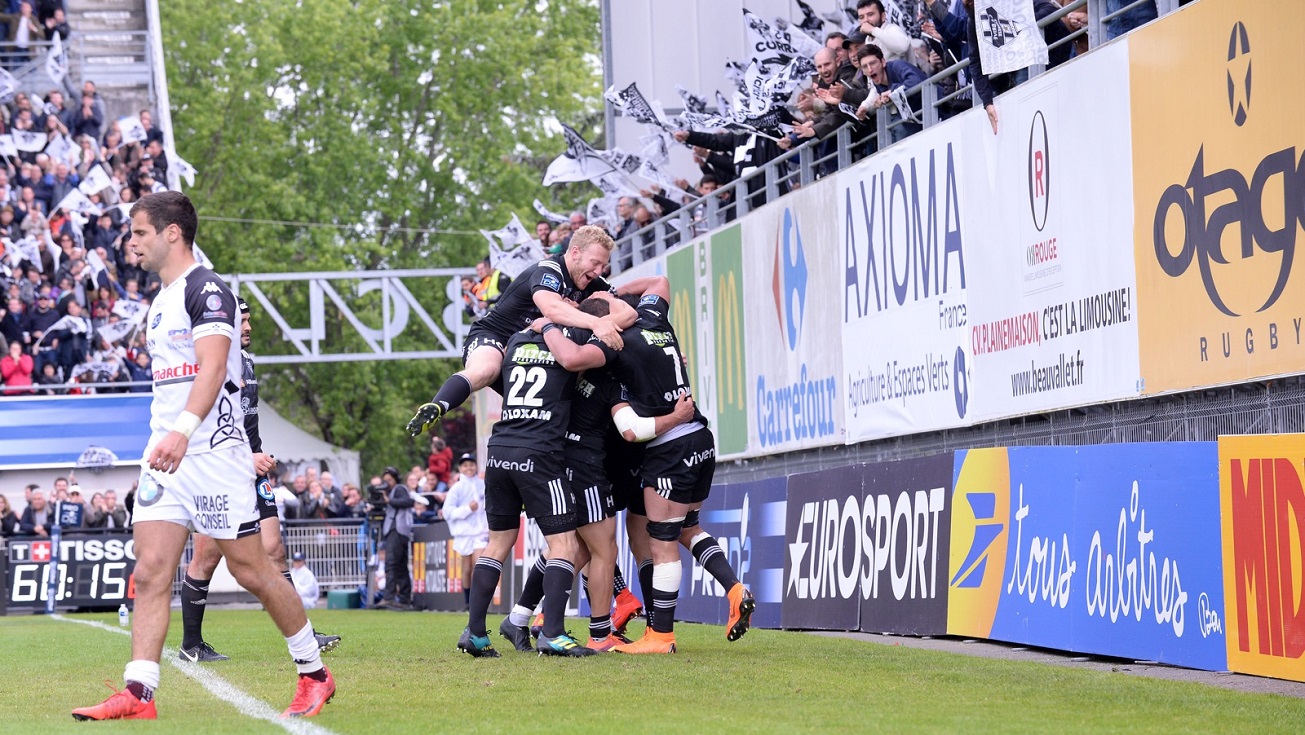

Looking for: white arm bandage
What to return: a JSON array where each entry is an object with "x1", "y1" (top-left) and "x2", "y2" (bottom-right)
[
  {"x1": 173, "y1": 411, "x2": 202, "y2": 439},
  {"x1": 613, "y1": 406, "x2": 657, "y2": 442}
]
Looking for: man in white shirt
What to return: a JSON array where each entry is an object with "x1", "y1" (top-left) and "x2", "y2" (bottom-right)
[{"x1": 290, "y1": 552, "x2": 321, "y2": 609}]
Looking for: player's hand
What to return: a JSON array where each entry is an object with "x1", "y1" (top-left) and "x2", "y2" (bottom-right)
[
  {"x1": 671, "y1": 392, "x2": 695, "y2": 423},
  {"x1": 529, "y1": 317, "x2": 550, "y2": 333},
  {"x1": 592, "y1": 319, "x2": 624, "y2": 350},
  {"x1": 469, "y1": 499, "x2": 479, "y2": 511},
  {"x1": 252, "y1": 452, "x2": 277, "y2": 475},
  {"x1": 150, "y1": 432, "x2": 189, "y2": 474},
  {"x1": 406, "y1": 402, "x2": 442, "y2": 437}
]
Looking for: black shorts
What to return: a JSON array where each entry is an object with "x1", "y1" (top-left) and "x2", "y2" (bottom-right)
[
  {"x1": 605, "y1": 442, "x2": 646, "y2": 516},
  {"x1": 640, "y1": 428, "x2": 716, "y2": 506},
  {"x1": 255, "y1": 475, "x2": 279, "y2": 521},
  {"x1": 566, "y1": 457, "x2": 614, "y2": 527},
  {"x1": 463, "y1": 326, "x2": 508, "y2": 395},
  {"x1": 484, "y1": 446, "x2": 575, "y2": 532}
]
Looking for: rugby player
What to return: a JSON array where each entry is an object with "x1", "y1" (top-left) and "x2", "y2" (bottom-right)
[
  {"x1": 177, "y1": 297, "x2": 340, "y2": 662},
  {"x1": 73, "y1": 193, "x2": 334, "y2": 721},
  {"x1": 406, "y1": 226, "x2": 623, "y2": 437},
  {"x1": 537, "y1": 277, "x2": 754, "y2": 654}
]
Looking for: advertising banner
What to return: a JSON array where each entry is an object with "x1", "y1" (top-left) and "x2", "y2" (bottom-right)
[
  {"x1": 677, "y1": 477, "x2": 788, "y2": 630},
  {"x1": 966, "y1": 43, "x2": 1141, "y2": 421},
  {"x1": 948, "y1": 444, "x2": 1227, "y2": 670},
  {"x1": 666, "y1": 243, "x2": 701, "y2": 400},
  {"x1": 412, "y1": 523, "x2": 467, "y2": 612},
  {"x1": 859, "y1": 454, "x2": 952, "y2": 635},
  {"x1": 711, "y1": 225, "x2": 750, "y2": 457},
  {"x1": 783, "y1": 465, "x2": 864, "y2": 630},
  {"x1": 742, "y1": 184, "x2": 845, "y2": 455},
  {"x1": 1130, "y1": 0, "x2": 1305, "y2": 393},
  {"x1": 838, "y1": 114, "x2": 980, "y2": 441},
  {"x1": 1219, "y1": 434, "x2": 1305, "y2": 682}
]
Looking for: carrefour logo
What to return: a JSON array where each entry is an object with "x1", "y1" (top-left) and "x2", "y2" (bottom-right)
[{"x1": 773, "y1": 207, "x2": 807, "y2": 352}]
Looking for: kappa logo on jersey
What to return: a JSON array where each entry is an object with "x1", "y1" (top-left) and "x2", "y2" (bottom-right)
[
  {"x1": 201, "y1": 281, "x2": 222, "y2": 294},
  {"x1": 540, "y1": 273, "x2": 562, "y2": 292},
  {"x1": 773, "y1": 207, "x2": 807, "y2": 352}
]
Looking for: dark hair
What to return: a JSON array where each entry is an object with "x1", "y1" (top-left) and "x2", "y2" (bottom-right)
[
  {"x1": 854, "y1": 44, "x2": 885, "y2": 64},
  {"x1": 578, "y1": 296, "x2": 610, "y2": 318},
  {"x1": 131, "y1": 191, "x2": 198, "y2": 246},
  {"x1": 699, "y1": 174, "x2": 720, "y2": 188},
  {"x1": 536, "y1": 219, "x2": 551, "y2": 228},
  {"x1": 857, "y1": 0, "x2": 885, "y2": 12},
  {"x1": 825, "y1": 31, "x2": 848, "y2": 44}
]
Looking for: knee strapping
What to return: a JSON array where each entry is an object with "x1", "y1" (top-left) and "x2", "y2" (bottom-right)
[{"x1": 647, "y1": 518, "x2": 683, "y2": 542}]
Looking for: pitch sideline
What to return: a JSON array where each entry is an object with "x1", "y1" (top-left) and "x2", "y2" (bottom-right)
[{"x1": 53, "y1": 614, "x2": 339, "y2": 735}]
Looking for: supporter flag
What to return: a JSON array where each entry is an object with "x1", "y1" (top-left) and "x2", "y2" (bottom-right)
[
  {"x1": 0, "y1": 135, "x2": 16, "y2": 160},
  {"x1": 483, "y1": 213, "x2": 533, "y2": 248},
  {"x1": 54, "y1": 188, "x2": 101, "y2": 217},
  {"x1": 45, "y1": 31, "x2": 68, "y2": 84},
  {"x1": 600, "y1": 147, "x2": 643, "y2": 176},
  {"x1": 532, "y1": 199, "x2": 569, "y2": 225},
  {"x1": 723, "y1": 59, "x2": 748, "y2": 94},
  {"x1": 795, "y1": 0, "x2": 826, "y2": 36},
  {"x1": 168, "y1": 148, "x2": 198, "y2": 188},
  {"x1": 71, "y1": 361, "x2": 118, "y2": 381},
  {"x1": 95, "y1": 318, "x2": 137, "y2": 346},
  {"x1": 112, "y1": 299, "x2": 148, "y2": 324},
  {"x1": 75, "y1": 446, "x2": 120, "y2": 470},
  {"x1": 636, "y1": 159, "x2": 690, "y2": 201},
  {"x1": 594, "y1": 172, "x2": 641, "y2": 199},
  {"x1": 12, "y1": 129, "x2": 45, "y2": 153},
  {"x1": 0, "y1": 68, "x2": 16, "y2": 103},
  {"x1": 542, "y1": 123, "x2": 617, "y2": 186},
  {"x1": 487, "y1": 236, "x2": 547, "y2": 280},
  {"x1": 118, "y1": 116, "x2": 148, "y2": 144},
  {"x1": 639, "y1": 129, "x2": 672, "y2": 167},
  {"x1": 679, "y1": 111, "x2": 733, "y2": 129},
  {"x1": 715, "y1": 91, "x2": 733, "y2": 118},
  {"x1": 79, "y1": 164, "x2": 112, "y2": 196},
  {"x1": 85, "y1": 248, "x2": 109, "y2": 284},
  {"x1": 974, "y1": 0, "x2": 1048, "y2": 75},
  {"x1": 192, "y1": 242, "x2": 215, "y2": 269},
  {"x1": 586, "y1": 197, "x2": 619, "y2": 231},
  {"x1": 742, "y1": 8, "x2": 823, "y2": 67},
  {"x1": 36, "y1": 313, "x2": 91, "y2": 346},
  {"x1": 604, "y1": 82, "x2": 670, "y2": 129},
  {"x1": 674, "y1": 85, "x2": 708, "y2": 114},
  {"x1": 44, "y1": 134, "x2": 74, "y2": 165}
]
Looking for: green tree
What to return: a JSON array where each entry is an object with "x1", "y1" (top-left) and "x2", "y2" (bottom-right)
[{"x1": 160, "y1": 0, "x2": 603, "y2": 474}]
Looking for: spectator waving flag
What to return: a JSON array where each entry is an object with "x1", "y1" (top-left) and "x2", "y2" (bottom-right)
[
  {"x1": 0, "y1": 135, "x2": 17, "y2": 160},
  {"x1": 532, "y1": 199, "x2": 569, "y2": 225},
  {"x1": 112, "y1": 299, "x2": 149, "y2": 324},
  {"x1": 715, "y1": 90, "x2": 733, "y2": 118},
  {"x1": 974, "y1": 0, "x2": 1048, "y2": 75},
  {"x1": 45, "y1": 134, "x2": 75, "y2": 166},
  {"x1": 79, "y1": 164, "x2": 113, "y2": 196},
  {"x1": 95, "y1": 319, "x2": 136, "y2": 346},
  {"x1": 742, "y1": 9, "x2": 822, "y2": 67},
  {"x1": 45, "y1": 31, "x2": 68, "y2": 84},
  {"x1": 483, "y1": 213, "x2": 533, "y2": 248},
  {"x1": 168, "y1": 148, "x2": 198, "y2": 188},
  {"x1": 604, "y1": 82, "x2": 671, "y2": 129},
  {"x1": 639, "y1": 129, "x2": 672, "y2": 168},
  {"x1": 723, "y1": 59, "x2": 748, "y2": 94},
  {"x1": 118, "y1": 116, "x2": 148, "y2": 144}
]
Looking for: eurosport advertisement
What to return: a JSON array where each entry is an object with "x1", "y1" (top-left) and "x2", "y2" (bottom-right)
[{"x1": 783, "y1": 465, "x2": 863, "y2": 630}]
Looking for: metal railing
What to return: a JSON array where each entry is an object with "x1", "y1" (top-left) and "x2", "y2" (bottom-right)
[{"x1": 612, "y1": 0, "x2": 1178, "y2": 272}]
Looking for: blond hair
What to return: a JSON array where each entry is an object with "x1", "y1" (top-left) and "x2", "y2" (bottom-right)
[{"x1": 569, "y1": 224, "x2": 614, "y2": 252}]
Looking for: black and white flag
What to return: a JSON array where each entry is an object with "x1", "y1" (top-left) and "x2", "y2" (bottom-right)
[
  {"x1": 639, "y1": 129, "x2": 672, "y2": 167},
  {"x1": 112, "y1": 299, "x2": 149, "y2": 324},
  {"x1": 715, "y1": 91, "x2": 734, "y2": 119},
  {"x1": 679, "y1": 111, "x2": 733, "y2": 129},
  {"x1": 79, "y1": 164, "x2": 113, "y2": 196},
  {"x1": 543, "y1": 123, "x2": 617, "y2": 186},
  {"x1": 168, "y1": 148, "x2": 198, "y2": 188},
  {"x1": 45, "y1": 133, "x2": 74, "y2": 165},
  {"x1": 482, "y1": 213, "x2": 533, "y2": 249},
  {"x1": 586, "y1": 197, "x2": 619, "y2": 230},
  {"x1": 45, "y1": 31, "x2": 68, "y2": 84},
  {"x1": 54, "y1": 188, "x2": 101, "y2": 217},
  {"x1": 118, "y1": 115, "x2": 148, "y2": 145},
  {"x1": 533, "y1": 198, "x2": 569, "y2": 225},
  {"x1": 975, "y1": 0, "x2": 1048, "y2": 75},
  {"x1": 604, "y1": 82, "x2": 670, "y2": 129},
  {"x1": 600, "y1": 147, "x2": 643, "y2": 176},
  {"x1": 0, "y1": 135, "x2": 17, "y2": 159},
  {"x1": 674, "y1": 85, "x2": 708, "y2": 114},
  {"x1": 795, "y1": 0, "x2": 826, "y2": 36},
  {"x1": 0, "y1": 68, "x2": 17, "y2": 104},
  {"x1": 723, "y1": 59, "x2": 748, "y2": 94},
  {"x1": 12, "y1": 129, "x2": 45, "y2": 153},
  {"x1": 742, "y1": 8, "x2": 823, "y2": 68}
]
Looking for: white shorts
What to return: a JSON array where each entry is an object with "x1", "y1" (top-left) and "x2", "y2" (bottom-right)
[
  {"x1": 132, "y1": 443, "x2": 259, "y2": 540},
  {"x1": 453, "y1": 532, "x2": 489, "y2": 557}
]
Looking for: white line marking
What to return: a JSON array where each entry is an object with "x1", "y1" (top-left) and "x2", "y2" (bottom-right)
[{"x1": 53, "y1": 614, "x2": 339, "y2": 735}]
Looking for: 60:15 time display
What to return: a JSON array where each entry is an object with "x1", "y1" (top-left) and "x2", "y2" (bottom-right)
[{"x1": 9, "y1": 561, "x2": 132, "y2": 604}]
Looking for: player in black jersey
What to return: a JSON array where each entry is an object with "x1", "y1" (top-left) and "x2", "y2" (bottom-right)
[
  {"x1": 178, "y1": 298, "x2": 341, "y2": 662},
  {"x1": 497, "y1": 298, "x2": 695, "y2": 653},
  {"x1": 406, "y1": 226, "x2": 625, "y2": 438},
  {"x1": 538, "y1": 277, "x2": 754, "y2": 654},
  {"x1": 458, "y1": 318, "x2": 614, "y2": 659}
]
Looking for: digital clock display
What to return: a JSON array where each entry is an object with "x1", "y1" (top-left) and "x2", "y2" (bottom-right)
[{"x1": 6, "y1": 535, "x2": 137, "y2": 609}]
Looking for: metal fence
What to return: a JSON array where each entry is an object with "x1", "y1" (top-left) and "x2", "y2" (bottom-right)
[{"x1": 611, "y1": 0, "x2": 1180, "y2": 273}]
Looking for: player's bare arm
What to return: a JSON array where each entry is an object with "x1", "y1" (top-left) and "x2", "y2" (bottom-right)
[
  {"x1": 148, "y1": 333, "x2": 230, "y2": 474},
  {"x1": 615, "y1": 275, "x2": 671, "y2": 302},
  {"x1": 534, "y1": 289, "x2": 624, "y2": 350},
  {"x1": 539, "y1": 322, "x2": 609, "y2": 372}
]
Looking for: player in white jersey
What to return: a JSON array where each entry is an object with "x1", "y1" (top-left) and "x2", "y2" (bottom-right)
[{"x1": 73, "y1": 192, "x2": 336, "y2": 722}]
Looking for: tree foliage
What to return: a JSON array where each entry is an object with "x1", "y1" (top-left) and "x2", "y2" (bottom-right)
[{"x1": 160, "y1": 0, "x2": 602, "y2": 474}]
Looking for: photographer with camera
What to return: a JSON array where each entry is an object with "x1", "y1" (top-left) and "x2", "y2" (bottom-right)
[{"x1": 373, "y1": 467, "x2": 415, "y2": 610}]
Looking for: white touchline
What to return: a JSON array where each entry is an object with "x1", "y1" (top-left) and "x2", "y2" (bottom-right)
[{"x1": 53, "y1": 615, "x2": 339, "y2": 735}]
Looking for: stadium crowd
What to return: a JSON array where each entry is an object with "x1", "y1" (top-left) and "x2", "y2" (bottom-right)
[{"x1": 594, "y1": 0, "x2": 1167, "y2": 267}]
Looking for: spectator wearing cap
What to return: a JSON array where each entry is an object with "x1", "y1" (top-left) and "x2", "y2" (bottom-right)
[
  {"x1": 441, "y1": 453, "x2": 487, "y2": 608},
  {"x1": 289, "y1": 552, "x2": 321, "y2": 609}
]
